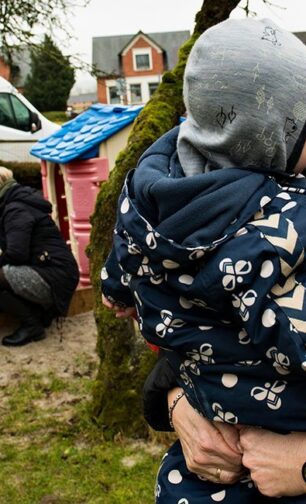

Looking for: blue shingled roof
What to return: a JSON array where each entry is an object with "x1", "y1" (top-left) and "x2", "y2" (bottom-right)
[{"x1": 31, "y1": 103, "x2": 143, "y2": 163}]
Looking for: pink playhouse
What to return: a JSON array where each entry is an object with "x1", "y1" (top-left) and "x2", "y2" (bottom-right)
[{"x1": 31, "y1": 104, "x2": 142, "y2": 288}]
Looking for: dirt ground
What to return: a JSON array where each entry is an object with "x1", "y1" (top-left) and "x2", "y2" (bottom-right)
[{"x1": 0, "y1": 311, "x2": 98, "y2": 387}]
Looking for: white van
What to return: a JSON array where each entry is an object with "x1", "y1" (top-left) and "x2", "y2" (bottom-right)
[{"x1": 0, "y1": 77, "x2": 59, "y2": 162}]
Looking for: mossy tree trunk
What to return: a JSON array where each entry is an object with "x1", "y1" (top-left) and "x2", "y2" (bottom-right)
[{"x1": 88, "y1": 0, "x2": 241, "y2": 439}]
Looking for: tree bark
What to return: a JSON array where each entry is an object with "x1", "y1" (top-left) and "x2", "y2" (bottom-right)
[{"x1": 88, "y1": 0, "x2": 241, "y2": 438}]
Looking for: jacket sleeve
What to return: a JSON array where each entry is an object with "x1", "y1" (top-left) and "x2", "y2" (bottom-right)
[
  {"x1": 0, "y1": 205, "x2": 35, "y2": 266},
  {"x1": 143, "y1": 350, "x2": 178, "y2": 431},
  {"x1": 101, "y1": 246, "x2": 135, "y2": 308},
  {"x1": 205, "y1": 214, "x2": 306, "y2": 375}
]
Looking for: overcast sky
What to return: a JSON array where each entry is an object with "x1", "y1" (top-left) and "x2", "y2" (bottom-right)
[{"x1": 66, "y1": 0, "x2": 306, "y2": 94}]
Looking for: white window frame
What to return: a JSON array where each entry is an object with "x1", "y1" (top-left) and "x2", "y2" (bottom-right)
[
  {"x1": 125, "y1": 75, "x2": 160, "y2": 105},
  {"x1": 132, "y1": 48, "x2": 152, "y2": 71}
]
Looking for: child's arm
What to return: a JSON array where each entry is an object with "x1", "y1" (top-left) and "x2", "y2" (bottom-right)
[
  {"x1": 101, "y1": 246, "x2": 135, "y2": 310},
  {"x1": 102, "y1": 294, "x2": 136, "y2": 319}
]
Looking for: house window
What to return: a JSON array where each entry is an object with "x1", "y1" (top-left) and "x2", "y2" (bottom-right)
[
  {"x1": 148, "y1": 82, "x2": 158, "y2": 97},
  {"x1": 135, "y1": 54, "x2": 150, "y2": 70},
  {"x1": 109, "y1": 86, "x2": 120, "y2": 104},
  {"x1": 130, "y1": 84, "x2": 142, "y2": 104},
  {"x1": 133, "y1": 48, "x2": 152, "y2": 71}
]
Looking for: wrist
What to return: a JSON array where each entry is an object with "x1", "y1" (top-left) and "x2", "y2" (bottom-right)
[
  {"x1": 168, "y1": 388, "x2": 185, "y2": 429},
  {"x1": 167, "y1": 387, "x2": 183, "y2": 409}
]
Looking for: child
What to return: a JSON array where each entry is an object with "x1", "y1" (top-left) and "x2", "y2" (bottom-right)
[{"x1": 102, "y1": 18, "x2": 306, "y2": 503}]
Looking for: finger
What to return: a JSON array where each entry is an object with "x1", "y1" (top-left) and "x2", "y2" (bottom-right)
[
  {"x1": 182, "y1": 438, "x2": 242, "y2": 471},
  {"x1": 183, "y1": 449, "x2": 243, "y2": 474},
  {"x1": 214, "y1": 423, "x2": 241, "y2": 454},
  {"x1": 115, "y1": 311, "x2": 130, "y2": 318},
  {"x1": 192, "y1": 449, "x2": 242, "y2": 470},
  {"x1": 116, "y1": 307, "x2": 137, "y2": 318},
  {"x1": 196, "y1": 468, "x2": 246, "y2": 485},
  {"x1": 205, "y1": 441, "x2": 243, "y2": 468},
  {"x1": 102, "y1": 296, "x2": 114, "y2": 309},
  {"x1": 221, "y1": 469, "x2": 247, "y2": 484}
]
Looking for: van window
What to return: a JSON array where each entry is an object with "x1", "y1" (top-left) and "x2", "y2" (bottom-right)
[
  {"x1": 0, "y1": 93, "x2": 31, "y2": 131},
  {"x1": 0, "y1": 93, "x2": 16, "y2": 129},
  {"x1": 11, "y1": 95, "x2": 31, "y2": 131}
]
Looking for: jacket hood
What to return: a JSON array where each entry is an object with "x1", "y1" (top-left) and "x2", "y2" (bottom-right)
[
  {"x1": 0, "y1": 185, "x2": 52, "y2": 214},
  {"x1": 178, "y1": 18, "x2": 306, "y2": 176},
  {"x1": 114, "y1": 127, "x2": 283, "y2": 277}
]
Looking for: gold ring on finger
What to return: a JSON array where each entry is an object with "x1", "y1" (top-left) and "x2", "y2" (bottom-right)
[{"x1": 215, "y1": 467, "x2": 222, "y2": 481}]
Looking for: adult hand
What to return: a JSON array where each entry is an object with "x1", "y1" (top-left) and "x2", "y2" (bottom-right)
[
  {"x1": 240, "y1": 427, "x2": 306, "y2": 497},
  {"x1": 169, "y1": 388, "x2": 244, "y2": 484},
  {"x1": 102, "y1": 295, "x2": 137, "y2": 319}
]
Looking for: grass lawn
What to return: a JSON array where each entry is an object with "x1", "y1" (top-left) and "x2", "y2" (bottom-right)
[
  {"x1": 0, "y1": 366, "x2": 162, "y2": 503},
  {"x1": 43, "y1": 111, "x2": 67, "y2": 125}
]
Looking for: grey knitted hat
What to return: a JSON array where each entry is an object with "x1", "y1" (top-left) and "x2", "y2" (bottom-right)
[{"x1": 178, "y1": 18, "x2": 306, "y2": 176}]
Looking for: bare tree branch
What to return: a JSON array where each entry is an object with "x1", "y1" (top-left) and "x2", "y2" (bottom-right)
[
  {"x1": 262, "y1": 0, "x2": 286, "y2": 9},
  {"x1": 239, "y1": 0, "x2": 286, "y2": 17},
  {"x1": 0, "y1": 0, "x2": 90, "y2": 57}
]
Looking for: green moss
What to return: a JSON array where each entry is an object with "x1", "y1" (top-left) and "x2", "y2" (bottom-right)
[
  {"x1": 92, "y1": 342, "x2": 158, "y2": 439},
  {"x1": 88, "y1": 99, "x2": 181, "y2": 439},
  {"x1": 88, "y1": 11, "x2": 194, "y2": 439},
  {"x1": 89, "y1": 0, "x2": 241, "y2": 438},
  {"x1": 162, "y1": 71, "x2": 177, "y2": 84}
]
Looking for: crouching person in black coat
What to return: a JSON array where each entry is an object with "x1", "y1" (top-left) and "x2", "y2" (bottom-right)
[{"x1": 0, "y1": 167, "x2": 79, "y2": 346}]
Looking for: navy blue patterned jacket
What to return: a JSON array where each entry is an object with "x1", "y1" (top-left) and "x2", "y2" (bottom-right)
[{"x1": 102, "y1": 127, "x2": 306, "y2": 432}]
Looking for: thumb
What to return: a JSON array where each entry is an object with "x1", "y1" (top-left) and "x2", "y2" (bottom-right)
[{"x1": 215, "y1": 423, "x2": 241, "y2": 454}]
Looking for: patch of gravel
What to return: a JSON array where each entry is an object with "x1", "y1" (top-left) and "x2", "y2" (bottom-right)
[{"x1": 0, "y1": 311, "x2": 98, "y2": 384}]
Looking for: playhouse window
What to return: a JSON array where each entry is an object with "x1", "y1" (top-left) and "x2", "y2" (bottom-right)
[
  {"x1": 130, "y1": 84, "x2": 142, "y2": 104},
  {"x1": 109, "y1": 86, "x2": 121, "y2": 104}
]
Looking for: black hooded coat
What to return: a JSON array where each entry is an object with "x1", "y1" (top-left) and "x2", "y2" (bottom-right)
[{"x1": 0, "y1": 184, "x2": 79, "y2": 316}]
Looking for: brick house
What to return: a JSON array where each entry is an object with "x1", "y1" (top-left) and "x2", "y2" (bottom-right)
[
  {"x1": 92, "y1": 30, "x2": 190, "y2": 105},
  {"x1": 67, "y1": 91, "x2": 97, "y2": 116},
  {"x1": 0, "y1": 48, "x2": 31, "y2": 92},
  {"x1": 0, "y1": 56, "x2": 11, "y2": 82}
]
